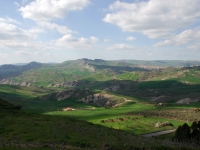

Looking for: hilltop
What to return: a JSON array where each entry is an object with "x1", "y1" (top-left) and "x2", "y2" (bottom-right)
[{"x1": 0, "y1": 61, "x2": 43, "y2": 80}]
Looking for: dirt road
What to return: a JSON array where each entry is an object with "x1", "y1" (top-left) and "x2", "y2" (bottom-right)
[{"x1": 142, "y1": 129, "x2": 176, "y2": 137}]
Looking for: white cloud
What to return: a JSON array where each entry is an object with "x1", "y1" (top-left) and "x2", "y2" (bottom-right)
[
  {"x1": 22, "y1": 0, "x2": 28, "y2": 4},
  {"x1": 0, "y1": 18, "x2": 5, "y2": 23},
  {"x1": 154, "y1": 27, "x2": 200, "y2": 46},
  {"x1": 44, "y1": 53, "x2": 51, "y2": 56},
  {"x1": 103, "y1": 0, "x2": 200, "y2": 39},
  {"x1": 14, "y1": 50, "x2": 41, "y2": 56},
  {"x1": 38, "y1": 21, "x2": 75, "y2": 34},
  {"x1": 0, "y1": 40, "x2": 34, "y2": 49},
  {"x1": 107, "y1": 44, "x2": 133, "y2": 50},
  {"x1": 56, "y1": 34, "x2": 99, "y2": 49},
  {"x1": 126, "y1": 36, "x2": 136, "y2": 41},
  {"x1": 0, "y1": 18, "x2": 47, "y2": 50},
  {"x1": 29, "y1": 28, "x2": 44, "y2": 34},
  {"x1": 20, "y1": 0, "x2": 90, "y2": 21},
  {"x1": 6, "y1": 17, "x2": 21, "y2": 25},
  {"x1": 0, "y1": 22, "x2": 34, "y2": 40},
  {"x1": 0, "y1": 39, "x2": 54, "y2": 50},
  {"x1": 90, "y1": 36, "x2": 99, "y2": 42},
  {"x1": 14, "y1": 2, "x2": 20, "y2": 7},
  {"x1": 14, "y1": 50, "x2": 31, "y2": 55},
  {"x1": 0, "y1": 17, "x2": 21, "y2": 25},
  {"x1": 187, "y1": 44, "x2": 200, "y2": 51},
  {"x1": 0, "y1": 53, "x2": 8, "y2": 58},
  {"x1": 104, "y1": 38, "x2": 110, "y2": 42}
]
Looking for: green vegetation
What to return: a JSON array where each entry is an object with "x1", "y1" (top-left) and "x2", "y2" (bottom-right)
[
  {"x1": 47, "y1": 102, "x2": 189, "y2": 135},
  {"x1": 154, "y1": 132, "x2": 175, "y2": 140},
  {"x1": 1, "y1": 59, "x2": 200, "y2": 149},
  {"x1": 126, "y1": 107, "x2": 200, "y2": 122},
  {"x1": 174, "y1": 121, "x2": 200, "y2": 145},
  {"x1": 121, "y1": 60, "x2": 200, "y2": 67},
  {"x1": 116, "y1": 72, "x2": 139, "y2": 80},
  {"x1": 0, "y1": 99, "x2": 199, "y2": 149}
]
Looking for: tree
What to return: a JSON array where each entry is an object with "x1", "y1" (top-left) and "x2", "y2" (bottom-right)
[
  {"x1": 190, "y1": 121, "x2": 200, "y2": 143},
  {"x1": 191, "y1": 121, "x2": 198, "y2": 130},
  {"x1": 175, "y1": 123, "x2": 190, "y2": 141},
  {"x1": 191, "y1": 128, "x2": 200, "y2": 139}
]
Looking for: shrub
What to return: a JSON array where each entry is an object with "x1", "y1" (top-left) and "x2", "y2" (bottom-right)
[
  {"x1": 175, "y1": 123, "x2": 190, "y2": 141},
  {"x1": 191, "y1": 121, "x2": 198, "y2": 130}
]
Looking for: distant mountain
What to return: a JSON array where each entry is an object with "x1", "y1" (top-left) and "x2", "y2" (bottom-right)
[
  {"x1": 12, "y1": 63, "x2": 28, "y2": 66},
  {"x1": 0, "y1": 61, "x2": 44, "y2": 79},
  {"x1": 120, "y1": 60, "x2": 200, "y2": 67},
  {"x1": 0, "y1": 59, "x2": 200, "y2": 106},
  {"x1": 0, "y1": 59, "x2": 200, "y2": 85}
]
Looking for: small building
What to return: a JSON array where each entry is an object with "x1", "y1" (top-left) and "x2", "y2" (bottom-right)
[{"x1": 63, "y1": 107, "x2": 73, "y2": 111}]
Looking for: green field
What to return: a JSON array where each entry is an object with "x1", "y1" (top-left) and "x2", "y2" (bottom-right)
[{"x1": 47, "y1": 101, "x2": 192, "y2": 135}]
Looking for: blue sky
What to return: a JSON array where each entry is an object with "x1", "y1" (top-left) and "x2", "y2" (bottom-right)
[{"x1": 0, "y1": 0, "x2": 200, "y2": 64}]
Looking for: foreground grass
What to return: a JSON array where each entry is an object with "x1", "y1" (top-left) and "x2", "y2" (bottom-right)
[
  {"x1": 0, "y1": 99, "x2": 198, "y2": 150},
  {"x1": 154, "y1": 132, "x2": 175, "y2": 141}
]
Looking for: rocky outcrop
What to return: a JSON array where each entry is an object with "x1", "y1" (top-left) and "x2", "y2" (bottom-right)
[
  {"x1": 84, "y1": 64, "x2": 95, "y2": 72},
  {"x1": 47, "y1": 83, "x2": 55, "y2": 87},
  {"x1": 53, "y1": 84, "x2": 62, "y2": 87},
  {"x1": 20, "y1": 82, "x2": 31, "y2": 87},
  {"x1": 0, "y1": 79, "x2": 32, "y2": 87},
  {"x1": 41, "y1": 90, "x2": 74, "y2": 101},
  {"x1": 0, "y1": 79, "x2": 14, "y2": 85},
  {"x1": 77, "y1": 93, "x2": 115, "y2": 106},
  {"x1": 155, "y1": 121, "x2": 173, "y2": 128},
  {"x1": 151, "y1": 95, "x2": 172, "y2": 103},
  {"x1": 104, "y1": 85, "x2": 120, "y2": 91},
  {"x1": 62, "y1": 81, "x2": 78, "y2": 87},
  {"x1": 176, "y1": 98, "x2": 200, "y2": 104},
  {"x1": 79, "y1": 59, "x2": 95, "y2": 72},
  {"x1": 47, "y1": 80, "x2": 79, "y2": 88}
]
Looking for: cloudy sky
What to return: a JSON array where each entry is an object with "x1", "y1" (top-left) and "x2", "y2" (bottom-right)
[{"x1": 0, "y1": 0, "x2": 200, "y2": 64}]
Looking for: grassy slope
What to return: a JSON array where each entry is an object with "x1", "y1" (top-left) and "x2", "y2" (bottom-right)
[
  {"x1": 47, "y1": 102, "x2": 190, "y2": 135},
  {"x1": 7, "y1": 59, "x2": 145, "y2": 86},
  {"x1": 0, "y1": 99, "x2": 198, "y2": 150},
  {"x1": 1, "y1": 60, "x2": 200, "y2": 146}
]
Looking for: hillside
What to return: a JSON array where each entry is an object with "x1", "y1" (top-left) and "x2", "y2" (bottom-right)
[
  {"x1": 0, "y1": 99, "x2": 198, "y2": 150},
  {"x1": 1, "y1": 59, "x2": 200, "y2": 149},
  {"x1": 0, "y1": 59, "x2": 200, "y2": 109},
  {"x1": 0, "y1": 59, "x2": 199, "y2": 88},
  {"x1": 0, "y1": 62, "x2": 44, "y2": 80}
]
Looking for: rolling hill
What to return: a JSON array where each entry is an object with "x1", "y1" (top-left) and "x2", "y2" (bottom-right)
[
  {"x1": 1, "y1": 59, "x2": 200, "y2": 149},
  {"x1": 0, "y1": 59, "x2": 200, "y2": 107}
]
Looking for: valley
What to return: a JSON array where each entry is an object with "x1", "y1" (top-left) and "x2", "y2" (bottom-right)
[{"x1": 1, "y1": 59, "x2": 200, "y2": 149}]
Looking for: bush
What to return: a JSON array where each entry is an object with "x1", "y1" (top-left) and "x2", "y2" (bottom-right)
[
  {"x1": 175, "y1": 121, "x2": 200, "y2": 144},
  {"x1": 175, "y1": 123, "x2": 190, "y2": 141},
  {"x1": 191, "y1": 121, "x2": 198, "y2": 130}
]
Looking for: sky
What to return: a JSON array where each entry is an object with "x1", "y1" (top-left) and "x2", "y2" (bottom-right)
[{"x1": 0, "y1": 0, "x2": 200, "y2": 64}]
